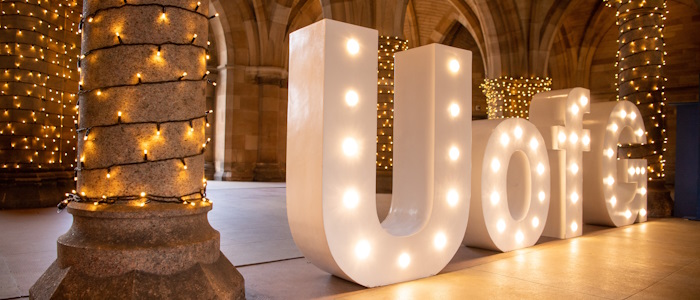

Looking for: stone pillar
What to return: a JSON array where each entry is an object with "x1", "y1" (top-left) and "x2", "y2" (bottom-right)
[
  {"x1": 30, "y1": 1, "x2": 244, "y2": 298},
  {"x1": 609, "y1": 0, "x2": 671, "y2": 216},
  {"x1": 0, "y1": 0, "x2": 80, "y2": 208},
  {"x1": 249, "y1": 66, "x2": 287, "y2": 182},
  {"x1": 376, "y1": 35, "x2": 407, "y2": 193},
  {"x1": 481, "y1": 76, "x2": 552, "y2": 119}
]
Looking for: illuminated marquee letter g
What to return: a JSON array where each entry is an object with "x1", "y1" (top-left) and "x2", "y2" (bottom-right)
[{"x1": 287, "y1": 20, "x2": 472, "y2": 287}]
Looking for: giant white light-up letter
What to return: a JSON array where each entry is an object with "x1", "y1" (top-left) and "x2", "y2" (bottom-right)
[
  {"x1": 583, "y1": 101, "x2": 648, "y2": 227},
  {"x1": 287, "y1": 19, "x2": 472, "y2": 287},
  {"x1": 463, "y1": 119, "x2": 550, "y2": 252},
  {"x1": 530, "y1": 88, "x2": 591, "y2": 239}
]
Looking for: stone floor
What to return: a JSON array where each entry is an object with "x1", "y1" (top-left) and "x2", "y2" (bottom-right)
[{"x1": 1, "y1": 181, "x2": 699, "y2": 299}]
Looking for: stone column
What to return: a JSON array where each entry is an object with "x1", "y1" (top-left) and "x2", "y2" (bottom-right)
[
  {"x1": 30, "y1": 1, "x2": 244, "y2": 298},
  {"x1": 249, "y1": 66, "x2": 287, "y2": 182},
  {"x1": 0, "y1": 0, "x2": 80, "y2": 208},
  {"x1": 609, "y1": 0, "x2": 671, "y2": 216}
]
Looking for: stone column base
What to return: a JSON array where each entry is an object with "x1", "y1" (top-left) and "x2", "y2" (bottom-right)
[
  {"x1": 214, "y1": 163, "x2": 256, "y2": 181},
  {"x1": 30, "y1": 203, "x2": 244, "y2": 299},
  {"x1": 647, "y1": 180, "x2": 673, "y2": 217},
  {"x1": 376, "y1": 171, "x2": 393, "y2": 194},
  {"x1": 253, "y1": 163, "x2": 285, "y2": 182},
  {"x1": 30, "y1": 252, "x2": 244, "y2": 299},
  {"x1": 0, "y1": 170, "x2": 74, "y2": 209}
]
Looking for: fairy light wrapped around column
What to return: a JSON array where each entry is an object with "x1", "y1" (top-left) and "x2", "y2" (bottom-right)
[
  {"x1": 481, "y1": 76, "x2": 552, "y2": 119},
  {"x1": 606, "y1": 0, "x2": 667, "y2": 181},
  {"x1": 376, "y1": 36, "x2": 407, "y2": 191},
  {"x1": 376, "y1": 36, "x2": 407, "y2": 172},
  {"x1": 65, "y1": 0, "x2": 216, "y2": 207}
]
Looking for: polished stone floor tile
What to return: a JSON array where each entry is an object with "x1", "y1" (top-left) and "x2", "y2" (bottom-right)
[
  {"x1": 628, "y1": 260, "x2": 700, "y2": 300},
  {"x1": 1, "y1": 182, "x2": 699, "y2": 299},
  {"x1": 336, "y1": 268, "x2": 605, "y2": 300}
]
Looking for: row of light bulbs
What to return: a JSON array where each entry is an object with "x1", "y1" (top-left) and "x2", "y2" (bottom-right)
[{"x1": 345, "y1": 37, "x2": 463, "y2": 267}]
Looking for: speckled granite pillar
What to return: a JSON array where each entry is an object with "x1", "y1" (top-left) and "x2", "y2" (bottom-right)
[{"x1": 29, "y1": 1, "x2": 244, "y2": 298}]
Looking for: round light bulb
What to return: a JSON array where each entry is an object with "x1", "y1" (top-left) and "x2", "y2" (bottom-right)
[
  {"x1": 343, "y1": 190, "x2": 359, "y2": 208},
  {"x1": 610, "y1": 196, "x2": 617, "y2": 207},
  {"x1": 497, "y1": 219, "x2": 506, "y2": 233},
  {"x1": 605, "y1": 175, "x2": 615, "y2": 186},
  {"x1": 570, "y1": 163, "x2": 579, "y2": 174},
  {"x1": 500, "y1": 133, "x2": 510, "y2": 146},
  {"x1": 448, "y1": 59, "x2": 460, "y2": 73},
  {"x1": 342, "y1": 138, "x2": 358, "y2": 156},
  {"x1": 346, "y1": 39, "x2": 359, "y2": 55},
  {"x1": 447, "y1": 189, "x2": 459, "y2": 207},
  {"x1": 434, "y1": 232, "x2": 447, "y2": 250},
  {"x1": 579, "y1": 96, "x2": 588, "y2": 106},
  {"x1": 571, "y1": 221, "x2": 578, "y2": 232},
  {"x1": 529, "y1": 138, "x2": 539, "y2": 150},
  {"x1": 491, "y1": 159, "x2": 501, "y2": 172},
  {"x1": 449, "y1": 147, "x2": 460, "y2": 161},
  {"x1": 532, "y1": 217, "x2": 540, "y2": 228},
  {"x1": 558, "y1": 131, "x2": 567, "y2": 143},
  {"x1": 345, "y1": 90, "x2": 359, "y2": 107},
  {"x1": 605, "y1": 148, "x2": 615, "y2": 158},
  {"x1": 571, "y1": 192, "x2": 579, "y2": 203},
  {"x1": 569, "y1": 133, "x2": 578, "y2": 144},
  {"x1": 449, "y1": 103, "x2": 460, "y2": 117},
  {"x1": 536, "y1": 163, "x2": 545, "y2": 175},
  {"x1": 538, "y1": 191, "x2": 546, "y2": 202},
  {"x1": 582, "y1": 135, "x2": 590, "y2": 146},
  {"x1": 514, "y1": 127, "x2": 523, "y2": 139},
  {"x1": 490, "y1": 192, "x2": 500, "y2": 205},
  {"x1": 398, "y1": 253, "x2": 411, "y2": 269},
  {"x1": 355, "y1": 240, "x2": 370, "y2": 259},
  {"x1": 515, "y1": 231, "x2": 524, "y2": 243}
]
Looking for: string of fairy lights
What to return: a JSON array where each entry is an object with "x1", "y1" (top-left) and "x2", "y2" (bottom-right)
[
  {"x1": 58, "y1": 0, "x2": 219, "y2": 210},
  {"x1": 606, "y1": 0, "x2": 667, "y2": 181},
  {"x1": 1, "y1": 0, "x2": 81, "y2": 170},
  {"x1": 481, "y1": 77, "x2": 553, "y2": 119},
  {"x1": 376, "y1": 36, "x2": 408, "y2": 173}
]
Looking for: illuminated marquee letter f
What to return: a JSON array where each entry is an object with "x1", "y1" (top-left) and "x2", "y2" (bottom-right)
[{"x1": 287, "y1": 19, "x2": 472, "y2": 287}]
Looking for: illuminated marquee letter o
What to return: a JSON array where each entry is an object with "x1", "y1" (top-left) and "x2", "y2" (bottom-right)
[
  {"x1": 287, "y1": 20, "x2": 472, "y2": 287},
  {"x1": 464, "y1": 119, "x2": 551, "y2": 252}
]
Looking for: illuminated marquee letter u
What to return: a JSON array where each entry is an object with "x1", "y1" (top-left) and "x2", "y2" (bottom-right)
[{"x1": 287, "y1": 20, "x2": 472, "y2": 287}]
